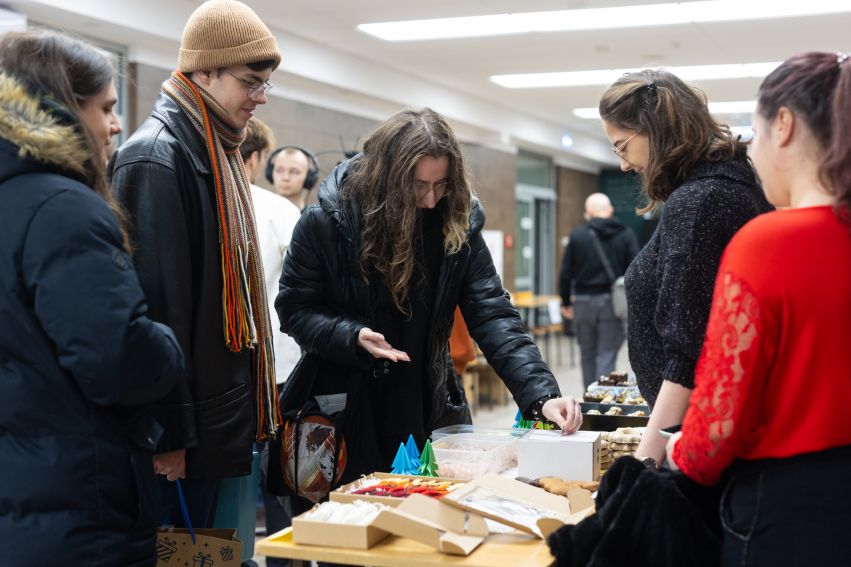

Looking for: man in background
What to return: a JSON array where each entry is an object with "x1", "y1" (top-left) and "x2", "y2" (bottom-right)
[
  {"x1": 560, "y1": 193, "x2": 639, "y2": 388},
  {"x1": 267, "y1": 145, "x2": 319, "y2": 211}
]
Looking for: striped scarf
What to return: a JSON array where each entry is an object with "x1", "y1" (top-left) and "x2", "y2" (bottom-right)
[{"x1": 163, "y1": 71, "x2": 279, "y2": 441}]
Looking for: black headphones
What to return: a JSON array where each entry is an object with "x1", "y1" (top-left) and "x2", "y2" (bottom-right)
[{"x1": 264, "y1": 145, "x2": 320, "y2": 190}]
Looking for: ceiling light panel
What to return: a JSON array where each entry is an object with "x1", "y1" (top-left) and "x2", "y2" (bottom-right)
[
  {"x1": 493, "y1": 62, "x2": 780, "y2": 88},
  {"x1": 574, "y1": 100, "x2": 757, "y2": 119},
  {"x1": 357, "y1": 1, "x2": 851, "y2": 42}
]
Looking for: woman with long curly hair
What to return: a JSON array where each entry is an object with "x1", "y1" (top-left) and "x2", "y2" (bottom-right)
[
  {"x1": 598, "y1": 69, "x2": 772, "y2": 464},
  {"x1": 276, "y1": 108, "x2": 581, "y2": 488}
]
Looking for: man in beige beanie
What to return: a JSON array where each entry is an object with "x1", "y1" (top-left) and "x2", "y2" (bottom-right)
[{"x1": 111, "y1": 0, "x2": 282, "y2": 536}]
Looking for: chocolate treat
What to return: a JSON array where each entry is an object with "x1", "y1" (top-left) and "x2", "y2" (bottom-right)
[
  {"x1": 608, "y1": 371, "x2": 629, "y2": 385},
  {"x1": 583, "y1": 391, "x2": 606, "y2": 402}
]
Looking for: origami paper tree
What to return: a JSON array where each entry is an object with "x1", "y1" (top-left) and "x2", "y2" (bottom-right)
[
  {"x1": 513, "y1": 408, "x2": 534, "y2": 429},
  {"x1": 390, "y1": 443, "x2": 410, "y2": 475},
  {"x1": 405, "y1": 434, "x2": 420, "y2": 463},
  {"x1": 513, "y1": 408, "x2": 554, "y2": 430},
  {"x1": 418, "y1": 439, "x2": 439, "y2": 477}
]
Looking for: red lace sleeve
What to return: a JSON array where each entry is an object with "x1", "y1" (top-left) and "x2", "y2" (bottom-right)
[{"x1": 672, "y1": 271, "x2": 774, "y2": 485}]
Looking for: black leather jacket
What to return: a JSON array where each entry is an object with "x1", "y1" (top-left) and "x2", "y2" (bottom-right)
[
  {"x1": 111, "y1": 93, "x2": 255, "y2": 480},
  {"x1": 276, "y1": 159, "x2": 560, "y2": 476}
]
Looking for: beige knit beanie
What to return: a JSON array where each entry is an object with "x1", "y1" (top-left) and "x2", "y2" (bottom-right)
[{"x1": 178, "y1": 0, "x2": 281, "y2": 73}]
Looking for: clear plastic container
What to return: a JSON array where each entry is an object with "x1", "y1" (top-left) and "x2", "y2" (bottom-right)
[
  {"x1": 430, "y1": 424, "x2": 529, "y2": 442},
  {"x1": 430, "y1": 433, "x2": 519, "y2": 480}
]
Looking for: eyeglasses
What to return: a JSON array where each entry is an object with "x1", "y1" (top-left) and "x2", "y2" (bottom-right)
[
  {"x1": 611, "y1": 130, "x2": 641, "y2": 160},
  {"x1": 224, "y1": 70, "x2": 273, "y2": 98},
  {"x1": 414, "y1": 179, "x2": 449, "y2": 198}
]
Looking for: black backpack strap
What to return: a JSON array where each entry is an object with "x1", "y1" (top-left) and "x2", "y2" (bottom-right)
[{"x1": 588, "y1": 228, "x2": 617, "y2": 284}]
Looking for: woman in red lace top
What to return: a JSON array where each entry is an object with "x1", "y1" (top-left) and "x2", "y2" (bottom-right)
[{"x1": 667, "y1": 52, "x2": 851, "y2": 566}]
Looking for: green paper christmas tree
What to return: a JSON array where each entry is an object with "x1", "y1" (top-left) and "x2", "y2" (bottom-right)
[{"x1": 418, "y1": 439, "x2": 439, "y2": 477}]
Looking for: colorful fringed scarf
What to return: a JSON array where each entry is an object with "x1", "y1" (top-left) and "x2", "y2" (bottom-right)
[{"x1": 163, "y1": 71, "x2": 279, "y2": 440}]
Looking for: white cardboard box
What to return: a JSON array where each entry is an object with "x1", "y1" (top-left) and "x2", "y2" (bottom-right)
[
  {"x1": 518, "y1": 430, "x2": 601, "y2": 481},
  {"x1": 372, "y1": 493, "x2": 489, "y2": 555},
  {"x1": 441, "y1": 473, "x2": 595, "y2": 539}
]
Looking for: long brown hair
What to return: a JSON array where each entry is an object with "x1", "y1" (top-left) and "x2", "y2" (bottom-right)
[
  {"x1": 756, "y1": 52, "x2": 851, "y2": 224},
  {"x1": 343, "y1": 108, "x2": 473, "y2": 314},
  {"x1": 599, "y1": 69, "x2": 747, "y2": 213},
  {"x1": 0, "y1": 28, "x2": 131, "y2": 250}
]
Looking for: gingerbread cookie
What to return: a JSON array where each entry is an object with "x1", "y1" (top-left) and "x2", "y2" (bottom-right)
[
  {"x1": 538, "y1": 477, "x2": 599, "y2": 495},
  {"x1": 610, "y1": 427, "x2": 643, "y2": 444}
]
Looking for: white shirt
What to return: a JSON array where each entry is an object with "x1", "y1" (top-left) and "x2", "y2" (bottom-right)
[{"x1": 250, "y1": 184, "x2": 303, "y2": 384}]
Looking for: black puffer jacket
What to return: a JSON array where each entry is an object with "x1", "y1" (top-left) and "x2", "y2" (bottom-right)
[
  {"x1": 276, "y1": 158, "x2": 560, "y2": 478},
  {"x1": 0, "y1": 73, "x2": 183, "y2": 566},
  {"x1": 112, "y1": 93, "x2": 256, "y2": 479}
]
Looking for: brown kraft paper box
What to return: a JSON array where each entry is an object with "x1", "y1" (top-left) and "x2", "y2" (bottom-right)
[{"x1": 155, "y1": 527, "x2": 243, "y2": 567}]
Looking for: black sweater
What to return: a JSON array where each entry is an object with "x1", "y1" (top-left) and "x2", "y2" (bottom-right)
[{"x1": 625, "y1": 155, "x2": 772, "y2": 406}]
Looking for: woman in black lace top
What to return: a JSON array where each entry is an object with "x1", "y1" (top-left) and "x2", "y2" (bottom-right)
[{"x1": 598, "y1": 69, "x2": 772, "y2": 463}]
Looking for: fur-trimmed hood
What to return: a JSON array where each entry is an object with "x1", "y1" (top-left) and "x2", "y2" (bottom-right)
[{"x1": 0, "y1": 72, "x2": 90, "y2": 182}]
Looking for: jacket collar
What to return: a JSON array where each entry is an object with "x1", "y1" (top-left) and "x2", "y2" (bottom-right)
[
  {"x1": 150, "y1": 91, "x2": 210, "y2": 175},
  {"x1": 317, "y1": 156, "x2": 359, "y2": 242},
  {"x1": 0, "y1": 73, "x2": 90, "y2": 182}
]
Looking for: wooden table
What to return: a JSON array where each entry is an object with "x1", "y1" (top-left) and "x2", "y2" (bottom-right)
[
  {"x1": 257, "y1": 527, "x2": 555, "y2": 567},
  {"x1": 511, "y1": 293, "x2": 565, "y2": 364},
  {"x1": 512, "y1": 293, "x2": 562, "y2": 310}
]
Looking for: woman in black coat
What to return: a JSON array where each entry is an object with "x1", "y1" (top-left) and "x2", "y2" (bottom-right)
[
  {"x1": 276, "y1": 108, "x2": 581, "y2": 486},
  {"x1": 0, "y1": 30, "x2": 183, "y2": 566}
]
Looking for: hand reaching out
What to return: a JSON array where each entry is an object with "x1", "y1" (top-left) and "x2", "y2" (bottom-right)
[{"x1": 358, "y1": 327, "x2": 411, "y2": 362}]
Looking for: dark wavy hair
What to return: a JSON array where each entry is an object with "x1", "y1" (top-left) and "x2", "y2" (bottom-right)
[
  {"x1": 0, "y1": 28, "x2": 131, "y2": 250},
  {"x1": 343, "y1": 108, "x2": 473, "y2": 315},
  {"x1": 756, "y1": 52, "x2": 851, "y2": 224},
  {"x1": 599, "y1": 69, "x2": 747, "y2": 213}
]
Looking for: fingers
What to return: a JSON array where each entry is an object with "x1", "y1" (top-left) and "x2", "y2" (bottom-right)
[
  {"x1": 542, "y1": 398, "x2": 567, "y2": 431},
  {"x1": 152, "y1": 450, "x2": 186, "y2": 480},
  {"x1": 559, "y1": 400, "x2": 575, "y2": 435},
  {"x1": 360, "y1": 329, "x2": 411, "y2": 362},
  {"x1": 565, "y1": 399, "x2": 583, "y2": 434},
  {"x1": 372, "y1": 348, "x2": 411, "y2": 362},
  {"x1": 166, "y1": 468, "x2": 186, "y2": 482},
  {"x1": 542, "y1": 397, "x2": 584, "y2": 435},
  {"x1": 389, "y1": 349, "x2": 411, "y2": 362}
]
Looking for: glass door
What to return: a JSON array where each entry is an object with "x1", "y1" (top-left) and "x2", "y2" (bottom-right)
[{"x1": 515, "y1": 184, "x2": 556, "y2": 294}]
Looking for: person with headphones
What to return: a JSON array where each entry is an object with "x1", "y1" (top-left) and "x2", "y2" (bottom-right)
[{"x1": 266, "y1": 144, "x2": 320, "y2": 211}]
